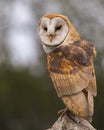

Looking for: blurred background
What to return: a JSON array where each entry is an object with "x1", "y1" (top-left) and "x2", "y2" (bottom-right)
[{"x1": 0, "y1": 0, "x2": 104, "y2": 130}]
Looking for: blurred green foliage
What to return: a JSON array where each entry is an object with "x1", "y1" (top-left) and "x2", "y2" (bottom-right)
[
  {"x1": 0, "y1": 63, "x2": 64, "y2": 130},
  {"x1": 0, "y1": 50, "x2": 103, "y2": 130}
]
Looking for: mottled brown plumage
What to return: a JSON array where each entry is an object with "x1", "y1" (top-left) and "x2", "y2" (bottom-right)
[
  {"x1": 47, "y1": 40, "x2": 96, "y2": 121},
  {"x1": 38, "y1": 14, "x2": 97, "y2": 122}
]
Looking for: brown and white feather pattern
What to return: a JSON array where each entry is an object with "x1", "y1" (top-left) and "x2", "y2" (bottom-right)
[
  {"x1": 38, "y1": 13, "x2": 97, "y2": 122},
  {"x1": 47, "y1": 40, "x2": 96, "y2": 121}
]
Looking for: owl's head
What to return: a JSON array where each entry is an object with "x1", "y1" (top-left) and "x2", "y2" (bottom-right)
[{"x1": 38, "y1": 14, "x2": 80, "y2": 53}]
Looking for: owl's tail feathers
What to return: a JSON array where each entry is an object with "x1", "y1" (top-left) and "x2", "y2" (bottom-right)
[{"x1": 61, "y1": 91, "x2": 94, "y2": 122}]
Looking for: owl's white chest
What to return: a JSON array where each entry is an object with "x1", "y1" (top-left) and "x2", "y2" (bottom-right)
[{"x1": 42, "y1": 44, "x2": 56, "y2": 54}]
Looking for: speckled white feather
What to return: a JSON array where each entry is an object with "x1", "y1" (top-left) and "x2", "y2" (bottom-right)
[{"x1": 39, "y1": 17, "x2": 69, "y2": 53}]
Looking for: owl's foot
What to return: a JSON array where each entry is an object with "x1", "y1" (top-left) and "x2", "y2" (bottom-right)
[
  {"x1": 67, "y1": 112, "x2": 81, "y2": 123},
  {"x1": 58, "y1": 108, "x2": 78, "y2": 122},
  {"x1": 58, "y1": 108, "x2": 69, "y2": 120}
]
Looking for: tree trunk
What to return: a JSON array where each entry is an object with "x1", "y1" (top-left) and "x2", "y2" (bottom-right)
[{"x1": 47, "y1": 114, "x2": 96, "y2": 130}]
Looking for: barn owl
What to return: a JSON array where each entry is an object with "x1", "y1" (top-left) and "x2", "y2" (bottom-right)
[{"x1": 38, "y1": 14, "x2": 97, "y2": 122}]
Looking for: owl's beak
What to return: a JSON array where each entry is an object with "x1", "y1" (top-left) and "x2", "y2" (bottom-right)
[
  {"x1": 49, "y1": 34, "x2": 55, "y2": 42},
  {"x1": 49, "y1": 35, "x2": 53, "y2": 41}
]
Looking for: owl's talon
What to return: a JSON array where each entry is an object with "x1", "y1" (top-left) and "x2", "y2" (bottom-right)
[
  {"x1": 58, "y1": 108, "x2": 69, "y2": 120},
  {"x1": 67, "y1": 112, "x2": 80, "y2": 123},
  {"x1": 58, "y1": 109, "x2": 80, "y2": 123}
]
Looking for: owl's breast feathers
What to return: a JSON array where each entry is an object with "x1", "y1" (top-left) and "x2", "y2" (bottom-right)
[{"x1": 47, "y1": 40, "x2": 96, "y2": 97}]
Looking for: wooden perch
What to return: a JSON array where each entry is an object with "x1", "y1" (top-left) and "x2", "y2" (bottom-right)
[{"x1": 47, "y1": 113, "x2": 96, "y2": 130}]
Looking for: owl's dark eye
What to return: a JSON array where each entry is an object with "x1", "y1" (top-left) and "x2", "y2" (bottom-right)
[
  {"x1": 43, "y1": 27, "x2": 47, "y2": 31},
  {"x1": 55, "y1": 25, "x2": 62, "y2": 31}
]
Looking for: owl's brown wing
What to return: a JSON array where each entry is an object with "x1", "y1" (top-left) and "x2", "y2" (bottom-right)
[
  {"x1": 49, "y1": 62, "x2": 96, "y2": 98},
  {"x1": 47, "y1": 43, "x2": 96, "y2": 98}
]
